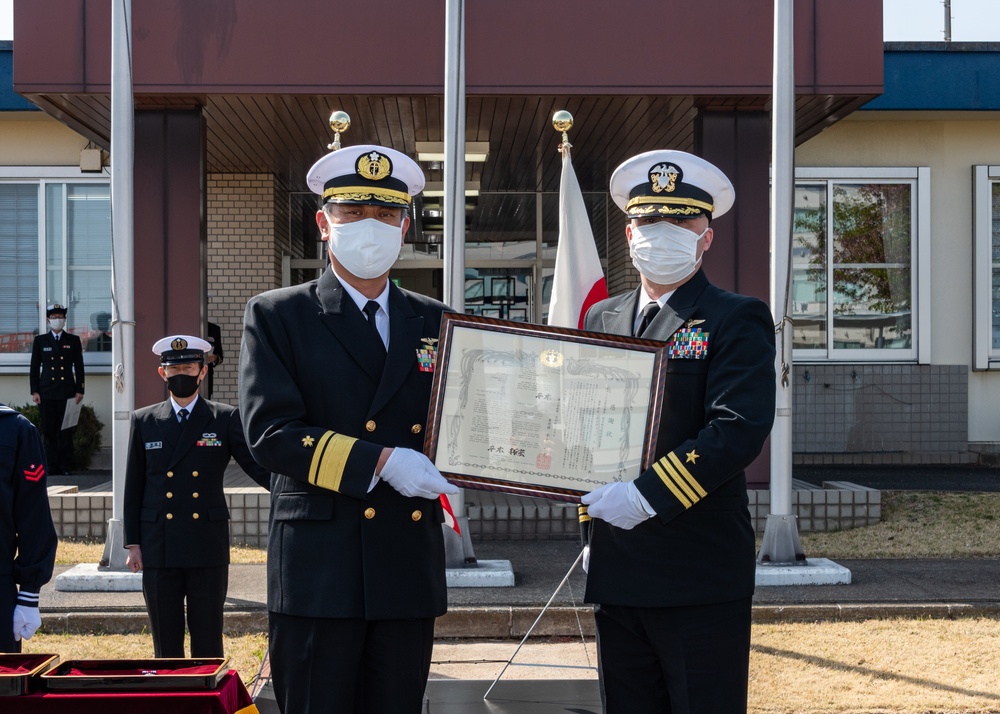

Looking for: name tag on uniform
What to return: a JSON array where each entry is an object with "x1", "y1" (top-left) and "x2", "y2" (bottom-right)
[
  {"x1": 197, "y1": 433, "x2": 221, "y2": 447},
  {"x1": 145, "y1": 441, "x2": 163, "y2": 450},
  {"x1": 43, "y1": 346, "x2": 53, "y2": 352}
]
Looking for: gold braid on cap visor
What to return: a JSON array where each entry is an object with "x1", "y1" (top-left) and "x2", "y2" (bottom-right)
[
  {"x1": 625, "y1": 195, "x2": 714, "y2": 215},
  {"x1": 323, "y1": 186, "x2": 412, "y2": 206}
]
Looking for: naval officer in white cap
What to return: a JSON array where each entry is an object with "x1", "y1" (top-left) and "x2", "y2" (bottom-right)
[
  {"x1": 239, "y1": 140, "x2": 458, "y2": 714},
  {"x1": 581, "y1": 150, "x2": 776, "y2": 713},
  {"x1": 123, "y1": 335, "x2": 270, "y2": 659}
]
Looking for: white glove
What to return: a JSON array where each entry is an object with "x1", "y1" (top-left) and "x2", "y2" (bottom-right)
[
  {"x1": 379, "y1": 448, "x2": 459, "y2": 500},
  {"x1": 582, "y1": 545, "x2": 590, "y2": 574},
  {"x1": 581, "y1": 481, "x2": 655, "y2": 530},
  {"x1": 13, "y1": 603, "x2": 41, "y2": 642}
]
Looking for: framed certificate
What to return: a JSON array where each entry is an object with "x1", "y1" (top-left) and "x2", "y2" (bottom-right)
[{"x1": 425, "y1": 313, "x2": 667, "y2": 502}]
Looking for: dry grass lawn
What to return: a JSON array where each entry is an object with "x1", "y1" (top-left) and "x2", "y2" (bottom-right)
[{"x1": 22, "y1": 619, "x2": 1000, "y2": 713}]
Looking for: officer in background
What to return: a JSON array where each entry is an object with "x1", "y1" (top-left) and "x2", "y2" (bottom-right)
[
  {"x1": 29, "y1": 303, "x2": 85, "y2": 475},
  {"x1": 0, "y1": 403, "x2": 57, "y2": 652},
  {"x1": 239, "y1": 142, "x2": 458, "y2": 714},
  {"x1": 581, "y1": 150, "x2": 776, "y2": 713},
  {"x1": 124, "y1": 335, "x2": 270, "y2": 658}
]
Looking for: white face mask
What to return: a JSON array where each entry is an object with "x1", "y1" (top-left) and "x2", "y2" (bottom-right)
[
  {"x1": 327, "y1": 217, "x2": 403, "y2": 280},
  {"x1": 49, "y1": 318, "x2": 66, "y2": 331},
  {"x1": 629, "y1": 221, "x2": 708, "y2": 285}
]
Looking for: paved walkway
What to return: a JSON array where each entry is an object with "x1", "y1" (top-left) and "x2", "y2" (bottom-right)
[{"x1": 41, "y1": 541, "x2": 1000, "y2": 636}]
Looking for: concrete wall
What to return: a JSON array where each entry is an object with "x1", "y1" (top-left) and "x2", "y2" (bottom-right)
[
  {"x1": 797, "y1": 112, "x2": 1000, "y2": 452},
  {"x1": 0, "y1": 111, "x2": 88, "y2": 163}
]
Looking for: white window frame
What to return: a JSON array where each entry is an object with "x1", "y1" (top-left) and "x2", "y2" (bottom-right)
[
  {"x1": 0, "y1": 166, "x2": 112, "y2": 372},
  {"x1": 973, "y1": 165, "x2": 1000, "y2": 370},
  {"x1": 793, "y1": 167, "x2": 930, "y2": 364}
]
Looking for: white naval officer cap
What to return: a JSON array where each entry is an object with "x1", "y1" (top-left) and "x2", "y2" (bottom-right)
[
  {"x1": 306, "y1": 144, "x2": 425, "y2": 208},
  {"x1": 152, "y1": 335, "x2": 212, "y2": 366},
  {"x1": 610, "y1": 149, "x2": 735, "y2": 222}
]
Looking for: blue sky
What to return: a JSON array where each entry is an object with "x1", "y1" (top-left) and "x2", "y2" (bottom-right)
[{"x1": 1, "y1": 1, "x2": 999, "y2": 44}]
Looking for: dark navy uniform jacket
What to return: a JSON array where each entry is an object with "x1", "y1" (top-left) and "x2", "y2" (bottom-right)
[
  {"x1": 124, "y1": 397, "x2": 270, "y2": 568},
  {"x1": 0, "y1": 406, "x2": 57, "y2": 595},
  {"x1": 29, "y1": 331, "x2": 85, "y2": 400},
  {"x1": 583, "y1": 269, "x2": 776, "y2": 608},
  {"x1": 239, "y1": 269, "x2": 449, "y2": 621}
]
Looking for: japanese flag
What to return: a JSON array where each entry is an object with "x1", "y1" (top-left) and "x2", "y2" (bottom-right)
[
  {"x1": 547, "y1": 148, "x2": 608, "y2": 329},
  {"x1": 440, "y1": 494, "x2": 461, "y2": 536}
]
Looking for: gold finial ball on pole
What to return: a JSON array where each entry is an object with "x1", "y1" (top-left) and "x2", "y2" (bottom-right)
[
  {"x1": 327, "y1": 111, "x2": 351, "y2": 151},
  {"x1": 552, "y1": 110, "x2": 574, "y2": 152}
]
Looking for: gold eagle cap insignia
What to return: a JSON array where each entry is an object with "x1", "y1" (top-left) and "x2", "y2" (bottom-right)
[
  {"x1": 171, "y1": 337, "x2": 188, "y2": 350},
  {"x1": 649, "y1": 162, "x2": 681, "y2": 194},
  {"x1": 356, "y1": 151, "x2": 392, "y2": 181}
]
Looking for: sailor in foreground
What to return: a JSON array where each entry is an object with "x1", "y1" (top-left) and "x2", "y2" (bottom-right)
[
  {"x1": 124, "y1": 335, "x2": 270, "y2": 658},
  {"x1": 581, "y1": 150, "x2": 776, "y2": 713},
  {"x1": 239, "y1": 138, "x2": 458, "y2": 714}
]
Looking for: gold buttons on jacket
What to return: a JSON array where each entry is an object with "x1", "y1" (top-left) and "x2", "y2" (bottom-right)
[
  {"x1": 365, "y1": 420, "x2": 376, "y2": 432},
  {"x1": 192, "y1": 471, "x2": 199, "y2": 477},
  {"x1": 166, "y1": 513, "x2": 173, "y2": 520},
  {"x1": 364, "y1": 508, "x2": 376, "y2": 520},
  {"x1": 411, "y1": 510, "x2": 422, "y2": 522},
  {"x1": 167, "y1": 471, "x2": 174, "y2": 478},
  {"x1": 193, "y1": 513, "x2": 200, "y2": 520},
  {"x1": 193, "y1": 492, "x2": 199, "y2": 499},
  {"x1": 411, "y1": 424, "x2": 422, "y2": 434},
  {"x1": 166, "y1": 492, "x2": 173, "y2": 499}
]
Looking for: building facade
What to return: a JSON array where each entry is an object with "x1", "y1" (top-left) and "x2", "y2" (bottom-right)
[{"x1": 4, "y1": 1, "x2": 887, "y2": 483}]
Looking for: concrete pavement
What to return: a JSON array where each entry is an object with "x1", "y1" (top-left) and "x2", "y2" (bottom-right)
[{"x1": 38, "y1": 539, "x2": 1000, "y2": 638}]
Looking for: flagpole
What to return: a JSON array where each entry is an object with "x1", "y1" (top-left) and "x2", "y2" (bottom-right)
[
  {"x1": 757, "y1": 0, "x2": 804, "y2": 565},
  {"x1": 101, "y1": 0, "x2": 135, "y2": 571},
  {"x1": 442, "y1": 0, "x2": 474, "y2": 566}
]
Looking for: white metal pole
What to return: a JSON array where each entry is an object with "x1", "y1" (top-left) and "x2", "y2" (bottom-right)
[
  {"x1": 101, "y1": 0, "x2": 135, "y2": 571},
  {"x1": 443, "y1": 0, "x2": 466, "y2": 311},
  {"x1": 758, "y1": 0, "x2": 803, "y2": 565},
  {"x1": 442, "y1": 0, "x2": 472, "y2": 564}
]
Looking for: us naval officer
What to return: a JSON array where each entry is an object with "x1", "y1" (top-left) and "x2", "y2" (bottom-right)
[
  {"x1": 239, "y1": 140, "x2": 459, "y2": 714},
  {"x1": 581, "y1": 150, "x2": 776, "y2": 713},
  {"x1": 124, "y1": 335, "x2": 270, "y2": 658}
]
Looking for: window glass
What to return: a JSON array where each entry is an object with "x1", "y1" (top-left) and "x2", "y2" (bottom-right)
[
  {"x1": 831, "y1": 184, "x2": 912, "y2": 351},
  {"x1": 0, "y1": 178, "x2": 111, "y2": 360},
  {"x1": 0, "y1": 184, "x2": 40, "y2": 352},
  {"x1": 792, "y1": 185, "x2": 826, "y2": 349},
  {"x1": 793, "y1": 179, "x2": 915, "y2": 358}
]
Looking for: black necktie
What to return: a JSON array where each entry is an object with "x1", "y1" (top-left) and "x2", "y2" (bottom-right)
[
  {"x1": 635, "y1": 302, "x2": 661, "y2": 337},
  {"x1": 363, "y1": 300, "x2": 386, "y2": 353},
  {"x1": 178, "y1": 408, "x2": 189, "y2": 423}
]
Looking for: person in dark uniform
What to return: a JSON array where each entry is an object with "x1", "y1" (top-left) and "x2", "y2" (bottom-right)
[
  {"x1": 0, "y1": 403, "x2": 57, "y2": 653},
  {"x1": 205, "y1": 321, "x2": 224, "y2": 399},
  {"x1": 124, "y1": 335, "x2": 270, "y2": 659},
  {"x1": 29, "y1": 303, "x2": 85, "y2": 475},
  {"x1": 580, "y1": 150, "x2": 776, "y2": 714},
  {"x1": 239, "y1": 141, "x2": 458, "y2": 714}
]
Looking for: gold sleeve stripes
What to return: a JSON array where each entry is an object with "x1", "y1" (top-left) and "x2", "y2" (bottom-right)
[
  {"x1": 308, "y1": 431, "x2": 357, "y2": 492},
  {"x1": 652, "y1": 452, "x2": 708, "y2": 509}
]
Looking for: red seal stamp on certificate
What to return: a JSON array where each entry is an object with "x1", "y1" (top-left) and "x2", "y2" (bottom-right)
[{"x1": 536, "y1": 452, "x2": 552, "y2": 470}]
